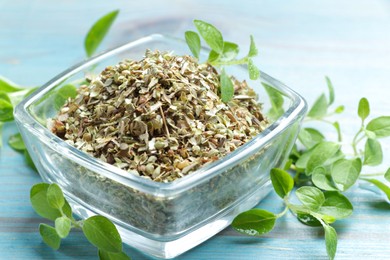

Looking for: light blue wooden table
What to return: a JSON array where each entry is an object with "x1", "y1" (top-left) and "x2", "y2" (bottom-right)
[{"x1": 2, "y1": 0, "x2": 390, "y2": 259}]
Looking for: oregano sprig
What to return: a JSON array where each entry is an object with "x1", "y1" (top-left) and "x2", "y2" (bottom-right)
[
  {"x1": 185, "y1": 19, "x2": 261, "y2": 102},
  {"x1": 233, "y1": 77, "x2": 390, "y2": 260},
  {"x1": 30, "y1": 183, "x2": 131, "y2": 260}
]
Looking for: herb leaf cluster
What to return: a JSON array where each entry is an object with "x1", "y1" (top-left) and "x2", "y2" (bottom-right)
[
  {"x1": 30, "y1": 183, "x2": 130, "y2": 259},
  {"x1": 232, "y1": 77, "x2": 390, "y2": 260},
  {"x1": 185, "y1": 20, "x2": 260, "y2": 102}
]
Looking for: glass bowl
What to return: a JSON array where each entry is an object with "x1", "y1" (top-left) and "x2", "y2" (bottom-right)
[{"x1": 14, "y1": 34, "x2": 307, "y2": 259}]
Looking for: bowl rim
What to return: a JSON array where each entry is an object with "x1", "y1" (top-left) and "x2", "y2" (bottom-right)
[{"x1": 14, "y1": 34, "x2": 307, "y2": 195}]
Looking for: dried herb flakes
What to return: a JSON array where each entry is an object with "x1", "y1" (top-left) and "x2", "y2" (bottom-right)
[{"x1": 50, "y1": 50, "x2": 268, "y2": 182}]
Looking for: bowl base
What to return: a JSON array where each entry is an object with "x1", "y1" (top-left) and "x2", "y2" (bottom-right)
[{"x1": 67, "y1": 181, "x2": 271, "y2": 259}]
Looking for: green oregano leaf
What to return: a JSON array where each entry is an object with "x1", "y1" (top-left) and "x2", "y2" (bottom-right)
[
  {"x1": 55, "y1": 216, "x2": 71, "y2": 238},
  {"x1": 311, "y1": 167, "x2": 338, "y2": 191},
  {"x1": 298, "y1": 127, "x2": 325, "y2": 149},
  {"x1": 248, "y1": 35, "x2": 258, "y2": 57},
  {"x1": 0, "y1": 76, "x2": 22, "y2": 92},
  {"x1": 185, "y1": 31, "x2": 201, "y2": 59},
  {"x1": 307, "y1": 93, "x2": 328, "y2": 118},
  {"x1": 220, "y1": 41, "x2": 239, "y2": 61},
  {"x1": 331, "y1": 158, "x2": 362, "y2": 191},
  {"x1": 364, "y1": 138, "x2": 383, "y2": 166},
  {"x1": 8, "y1": 133, "x2": 26, "y2": 151},
  {"x1": 297, "y1": 213, "x2": 322, "y2": 227},
  {"x1": 30, "y1": 183, "x2": 72, "y2": 221},
  {"x1": 0, "y1": 98, "x2": 14, "y2": 122},
  {"x1": 194, "y1": 20, "x2": 224, "y2": 54},
  {"x1": 262, "y1": 82, "x2": 284, "y2": 119},
  {"x1": 39, "y1": 224, "x2": 61, "y2": 250},
  {"x1": 220, "y1": 69, "x2": 234, "y2": 102},
  {"x1": 366, "y1": 116, "x2": 390, "y2": 138},
  {"x1": 54, "y1": 84, "x2": 78, "y2": 110},
  {"x1": 361, "y1": 178, "x2": 390, "y2": 201},
  {"x1": 85, "y1": 10, "x2": 119, "y2": 57},
  {"x1": 47, "y1": 183, "x2": 65, "y2": 210},
  {"x1": 334, "y1": 105, "x2": 344, "y2": 114},
  {"x1": 325, "y1": 76, "x2": 335, "y2": 106},
  {"x1": 358, "y1": 97, "x2": 370, "y2": 122},
  {"x1": 98, "y1": 250, "x2": 131, "y2": 260},
  {"x1": 232, "y1": 209, "x2": 277, "y2": 236},
  {"x1": 323, "y1": 223, "x2": 337, "y2": 260},
  {"x1": 82, "y1": 216, "x2": 122, "y2": 253},
  {"x1": 306, "y1": 142, "x2": 341, "y2": 174},
  {"x1": 296, "y1": 186, "x2": 325, "y2": 210},
  {"x1": 247, "y1": 58, "x2": 260, "y2": 80},
  {"x1": 317, "y1": 191, "x2": 353, "y2": 220},
  {"x1": 385, "y1": 168, "x2": 390, "y2": 183},
  {"x1": 270, "y1": 168, "x2": 294, "y2": 199}
]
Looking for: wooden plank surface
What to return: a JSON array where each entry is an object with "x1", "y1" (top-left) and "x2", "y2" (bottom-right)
[{"x1": 1, "y1": 0, "x2": 390, "y2": 259}]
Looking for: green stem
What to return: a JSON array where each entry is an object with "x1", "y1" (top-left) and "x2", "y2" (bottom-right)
[
  {"x1": 352, "y1": 128, "x2": 364, "y2": 156},
  {"x1": 360, "y1": 172, "x2": 385, "y2": 178},
  {"x1": 275, "y1": 206, "x2": 289, "y2": 218},
  {"x1": 210, "y1": 57, "x2": 248, "y2": 66}
]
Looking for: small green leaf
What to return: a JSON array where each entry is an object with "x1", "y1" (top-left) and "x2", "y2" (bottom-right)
[
  {"x1": 297, "y1": 213, "x2": 322, "y2": 227},
  {"x1": 232, "y1": 209, "x2": 277, "y2": 236},
  {"x1": 207, "y1": 50, "x2": 219, "y2": 63},
  {"x1": 365, "y1": 130, "x2": 376, "y2": 139},
  {"x1": 54, "y1": 84, "x2": 78, "y2": 110},
  {"x1": 358, "y1": 97, "x2": 370, "y2": 122},
  {"x1": 220, "y1": 41, "x2": 239, "y2": 61},
  {"x1": 325, "y1": 76, "x2": 335, "y2": 105},
  {"x1": 85, "y1": 10, "x2": 119, "y2": 57},
  {"x1": 220, "y1": 69, "x2": 234, "y2": 102},
  {"x1": 47, "y1": 183, "x2": 65, "y2": 210},
  {"x1": 306, "y1": 142, "x2": 341, "y2": 174},
  {"x1": 0, "y1": 98, "x2": 14, "y2": 122},
  {"x1": 364, "y1": 138, "x2": 382, "y2": 166},
  {"x1": 194, "y1": 20, "x2": 224, "y2": 54},
  {"x1": 248, "y1": 35, "x2": 258, "y2": 57},
  {"x1": 307, "y1": 93, "x2": 328, "y2": 118},
  {"x1": 39, "y1": 224, "x2": 61, "y2": 250},
  {"x1": 317, "y1": 191, "x2": 353, "y2": 219},
  {"x1": 0, "y1": 76, "x2": 22, "y2": 92},
  {"x1": 98, "y1": 250, "x2": 131, "y2": 260},
  {"x1": 0, "y1": 91, "x2": 11, "y2": 103},
  {"x1": 298, "y1": 127, "x2": 325, "y2": 149},
  {"x1": 366, "y1": 116, "x2": 390, "y2": 138},
  {"x1": 247, "y1": 58, "x2": 260, "y2": 80},
  {"x1": 331, "y1": 158, "x2": 362, "y2": 191},
  {"x1": 83, "y1": 216, "x2": 122, "y2": 253},
  {"x1": 262, "y1": 82, "x2": 284, "y2": 119},
  {"x1": 323, "y1": 223, "x2": 337, "y2": 260},
  {"x1": 185, "y1": 31, "x2": 201, "y2": 59},
  {"x1": 30, "y1": 183, "x2": 72, "y2": 221},
  {"x1": 8, "y1": 133, "x2": 26, "y2": 151},
  {"x1": 311, "y1": 167, "x2": 338, "y2": 191},
  {"x1": 296, "y1": 186, "x2": 325, "y2": 210},
  {"x1": 55, "y1": 216, "x2": 71, "y2": 238},
  {"x1": 361, "y1": 178, "x2": 390, "y2": 201},
  {"x1": 24, "y1": 150, "x2": 37, "y2": 171},
  {"x1": 385, "y1": 168, "x2": 390, "y2": 183},
  {"x1": 270, "y1": 168, "x2": 294, "y2": 199},
  {"x1": 334, "y1": 105, "x2": 344, "y2": 114}
]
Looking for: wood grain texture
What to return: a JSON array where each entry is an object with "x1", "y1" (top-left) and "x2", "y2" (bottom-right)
[{"x1": 1, "y1": 0, "x2": 390, "y2": 259}]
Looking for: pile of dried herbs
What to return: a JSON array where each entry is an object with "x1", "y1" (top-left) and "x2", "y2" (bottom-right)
[{"x1": 49, "y1": 50, "x2": 268, "y2": 182}]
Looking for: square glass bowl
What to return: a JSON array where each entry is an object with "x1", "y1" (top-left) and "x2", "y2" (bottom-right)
[{"x1": 14, "y1": 34, "x2": 307, "y2": 259}]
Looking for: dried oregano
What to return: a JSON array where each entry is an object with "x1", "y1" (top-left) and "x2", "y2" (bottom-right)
[{"x1": 49, "y1": 50, "x2": 268, "y2": 182}]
